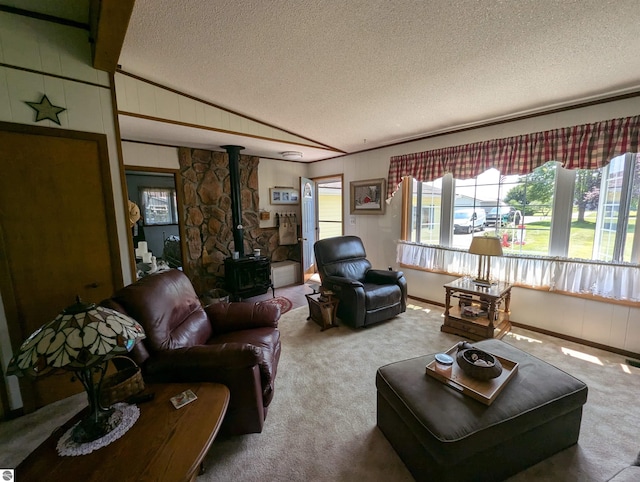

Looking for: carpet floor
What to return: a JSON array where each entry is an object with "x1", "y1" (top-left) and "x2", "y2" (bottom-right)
[{"x1": 1, "y1": 300, "x2": 639, "y2": 481}]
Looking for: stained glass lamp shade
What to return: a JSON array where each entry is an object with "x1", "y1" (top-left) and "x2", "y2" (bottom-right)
[{"x1": 6, "y1": 298, "x2": 145, "y2": 443}]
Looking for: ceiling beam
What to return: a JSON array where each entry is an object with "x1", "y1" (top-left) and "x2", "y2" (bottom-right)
[{"x1": 90, "y1": 0, "x2": 135, "y2": 73}]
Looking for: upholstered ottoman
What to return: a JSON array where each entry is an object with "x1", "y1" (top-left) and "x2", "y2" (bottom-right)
[{"x1": 376, "y1": 339, "x2": 588, "y2": 482}]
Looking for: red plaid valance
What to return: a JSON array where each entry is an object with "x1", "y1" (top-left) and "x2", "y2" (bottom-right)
[{"x1": 386, "y1": 115, "x2": 640, "y2": 200}]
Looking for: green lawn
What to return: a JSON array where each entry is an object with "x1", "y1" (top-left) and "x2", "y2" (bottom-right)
[
  {"x1": 417, "y1": 208, "x2": 637, "y2": 261},
  {"x1": 567, "y1": 220, "x2": 598, "y2": 259},
  {"x1": 501, "y1": 210, "x2": 636, "y2": 260},
  {"x1": 501, "y1": 221, "x2": 551, "y2": 255}
]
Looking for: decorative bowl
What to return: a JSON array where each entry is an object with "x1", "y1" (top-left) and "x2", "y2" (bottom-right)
[{"x1": 455, "y1": 342, "x2": 503, "y2": 380}]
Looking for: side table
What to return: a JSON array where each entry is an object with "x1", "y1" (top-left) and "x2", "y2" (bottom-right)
[
  {"x1": 305, "y1": 292, "x2": 339, "y2": 331},
  {"x1": 442, "y1": 277, "x2": 512, "y2": 340}
]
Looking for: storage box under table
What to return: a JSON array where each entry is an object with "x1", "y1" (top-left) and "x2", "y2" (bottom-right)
[{"x1": 376, "y1": 339, "x2": 588, "y2": 482}]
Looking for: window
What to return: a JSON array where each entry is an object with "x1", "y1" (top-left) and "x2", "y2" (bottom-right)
[
  {"x1": 452, "y1": 171, "x2": 490, "y2": 248},
  {"x1": 406, "y1": 160, "x2": 629, "y2": 258},
  {"x1": 401, "y1": 156, "x2": 640, "y2": 300},
  {"x1": 140, "y1": 187, "x2": 178, "y2": 225},
  {"x1": 500, "y1": 163, "x2": 556, "y2": 256},
  {"x1": 408, "y1": 178, "x2": 441, "y2": 244},
  {"x1": 410, "y1": 165, "x2": 556, "y2": 255},
  {"x1": 567, "y1": 167, "x2": 604, "y2": 259},
  {"x1": 589, "y1": 153, "x2": 639, "y2": 263},
  {"x1": 394, "y1": 116, "x2": 640, "y2": 300}
]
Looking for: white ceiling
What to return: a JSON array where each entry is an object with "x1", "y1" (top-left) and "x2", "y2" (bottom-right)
[{"x1": 14, "y1": 0, "x2": 640, "y2": 162}]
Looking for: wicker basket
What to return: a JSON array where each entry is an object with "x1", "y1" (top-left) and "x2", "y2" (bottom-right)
[{"x1": 100, "y1": 356, "x2": 145, "y2": 406}]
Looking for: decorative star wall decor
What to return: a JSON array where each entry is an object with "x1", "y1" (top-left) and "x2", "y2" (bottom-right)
[{"x1": 25, "y1": 94, "x2": 66, "y2": 125}]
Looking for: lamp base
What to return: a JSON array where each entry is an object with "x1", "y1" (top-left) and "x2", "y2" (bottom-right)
[
  {"x1": 472, "y1": 278, "x2": 496, "y2": 287},
  {"x1": 71, "y1": 407, "x2": 123, "y2": 444}
]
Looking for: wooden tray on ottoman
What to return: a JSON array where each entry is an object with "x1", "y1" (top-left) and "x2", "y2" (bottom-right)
[{"x1": 425, "y1": 344, "x2": 518, "y2": 405}]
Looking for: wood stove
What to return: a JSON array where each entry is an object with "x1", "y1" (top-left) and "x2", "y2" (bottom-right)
[
  {"x1": 222, "y1": 145, "x2": 274, "y2": 300},
  {"x1": 224, "y1": 256, "x2": 274, "y2": 300}
]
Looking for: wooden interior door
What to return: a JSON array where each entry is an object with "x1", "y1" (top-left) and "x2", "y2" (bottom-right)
[{"x1": 0, "y1": 123, "x2": 122, "y2": 412}]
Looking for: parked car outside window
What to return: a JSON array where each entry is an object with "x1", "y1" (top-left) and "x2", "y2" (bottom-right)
[
  {"x1": 453, "y1": 208, "x2": 486, "y2": 234},
  {"x1": 486, "y1": 206, "x2": 516, "y2": 227}
]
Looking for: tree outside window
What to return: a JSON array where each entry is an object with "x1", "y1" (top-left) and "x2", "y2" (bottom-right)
[{"x1": 502, "y1": 163, "x2": 556, "y2": 256}]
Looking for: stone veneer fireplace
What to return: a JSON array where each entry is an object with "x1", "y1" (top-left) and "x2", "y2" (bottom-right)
[{"x1": 178, "y1": 147, "x2": 298, "y2": 295}]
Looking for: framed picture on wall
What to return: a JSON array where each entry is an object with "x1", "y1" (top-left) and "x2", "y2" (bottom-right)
[
  {"x1": 350, "y1": 178, "x2": 386, "y2": 214},
  {"x1": 270, "y1": 187, "x2": 299, "y2": 205}
]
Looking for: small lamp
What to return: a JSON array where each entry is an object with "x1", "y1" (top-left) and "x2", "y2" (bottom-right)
[
  {"x1": 468, "y1": 236, "x2": 503, "y2": 286},
  {"x1": 6, "y1": 298, "x2": 145, "y2": 444}
]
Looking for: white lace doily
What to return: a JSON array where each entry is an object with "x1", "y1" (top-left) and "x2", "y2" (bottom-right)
[{"x1": 56, "y1": 403, "x2": 140, "y2": 456}]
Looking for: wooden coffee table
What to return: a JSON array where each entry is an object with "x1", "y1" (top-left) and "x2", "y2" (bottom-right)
[{"x1": 16, "y1": 382, "x2": 229, "y2": 482}]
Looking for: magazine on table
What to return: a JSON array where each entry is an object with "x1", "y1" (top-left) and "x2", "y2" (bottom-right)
[{"x1": 170, "y1": 389, "x2": 198, "y2": 409}]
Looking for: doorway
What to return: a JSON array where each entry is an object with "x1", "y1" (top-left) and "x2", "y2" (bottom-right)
[
  {"x1": 298, "y1": 175, "x2": 343, "y2": 284},
  {"x1": 316, "y1": 175, "x2": 344, "y2": 241},
  {"x1": 125, "y1": 169, "x2": 184, "y2": 278}
]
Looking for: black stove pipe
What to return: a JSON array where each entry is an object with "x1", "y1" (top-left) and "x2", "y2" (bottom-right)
[{"x1": 222, "y1": 145, "x2": 245, "y2": 257}]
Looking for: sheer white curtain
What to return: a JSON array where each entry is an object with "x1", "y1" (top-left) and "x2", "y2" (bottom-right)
[{"x1": 397, "y1": 241, "x2": 640, "y2": 302}]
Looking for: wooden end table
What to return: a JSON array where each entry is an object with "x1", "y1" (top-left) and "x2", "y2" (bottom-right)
[
  {"x1": 306, "y1": 292, "x2": 339, "y2": 331},
  {"x1": 442, "y1": 277, "x2": 512, "y2": 340},
  {"x1": 16, "y1": 382, "x2": 229, "y2": 482}
]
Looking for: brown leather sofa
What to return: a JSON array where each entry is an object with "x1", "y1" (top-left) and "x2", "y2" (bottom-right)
[
  {"x1": 100, "y1": 269, "x2": 281, "y2": 435},
  {"x1": 314, "y1": 235, "x2": 407, "y2": 328}
]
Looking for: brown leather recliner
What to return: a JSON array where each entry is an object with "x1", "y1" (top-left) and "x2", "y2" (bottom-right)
[
  {"x1": 100, "y1": 269, "x2": 281, "y2": 436},
  {"x1": 314, "y1": 235, "x2": 407, "y2": 328}
]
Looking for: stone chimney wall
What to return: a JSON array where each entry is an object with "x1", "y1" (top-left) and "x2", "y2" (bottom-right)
[{"x1": 178, "y1": 147, "x2": 299, "y2": 294}]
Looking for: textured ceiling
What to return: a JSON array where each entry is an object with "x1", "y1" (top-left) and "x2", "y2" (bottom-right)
[
  {"x1": 18, "y1": 1, "x2": 640, "y2": 160},
  {"x1": 117, "y1": 0, "x2": 640, "y2": 157}
]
